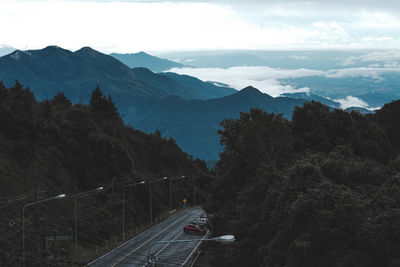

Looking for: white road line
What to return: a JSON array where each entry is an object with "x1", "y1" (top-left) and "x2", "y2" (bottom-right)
[
  {"x1": 140, "y1": 231, "x2": 184, "y2": 267},
  {"x1": 111, "y1": 210, "x2": 197, "y2": 267},
  {"x1": 180, "y1": 231, "x2": 209, "y2": 266},
  {"x1": 87, "y1": 208, "x2": 198, "y2": 266}
]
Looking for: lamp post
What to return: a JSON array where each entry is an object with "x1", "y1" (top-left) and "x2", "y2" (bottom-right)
[
  {"x1": 74, "y1": 186, "x2": 103, "y2": 255},
  {"x1": 169, "y1": 175, "x2": 185, "y2": 211},
  {"x1": 193, "y1": 185, "x2": 196, "y2": 207},
  {"x1": 149, "y1": 176, "x2": 168, "y2": 224},
  {"x1": 147, "y1": 235, "x2": 235, "y2": 266},
  {"x1": 122, "y1": 180, "x2": 145, "y2": 240},
  {"x1": 22, "y1": 193, "x2": 66, "y2": 266}
]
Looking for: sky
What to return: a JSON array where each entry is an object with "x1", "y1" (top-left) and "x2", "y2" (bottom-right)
[{"x1": 1, "y1": 0, "x2": 400, "y2": 53}]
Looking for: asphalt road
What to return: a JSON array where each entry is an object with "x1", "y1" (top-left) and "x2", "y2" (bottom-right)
[
  {"x1": 88, "y1": 208, "x2": 205, "y2": 267},
  {"x1": 150, "y1": 231, "x2": 208, "y2": 267}
]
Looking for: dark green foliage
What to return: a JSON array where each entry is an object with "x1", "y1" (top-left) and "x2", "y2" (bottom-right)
[
  {"x1": 0, "y1": 83, "x2": 209, "y2": 265},
  {"x1": 292, "y1": 101, "x2": 393, "y2": 163},
  {"x1": 375, "y1": 100, "x2": 400, "y2": 152},
  {"x1": 205, "y1": 102, "x2": 400, "y2": 267}
]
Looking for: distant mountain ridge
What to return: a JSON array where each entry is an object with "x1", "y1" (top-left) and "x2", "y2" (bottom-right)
[
  {"x1": 110, "y1": 51, "x2": 185, "y2": 72},
  {"x1": 0, "y1": 46, "x2": 234, "y2": 105},
  {"x1": 0, "y1": 46, "x2": 166, "y2": 102},
  {"x1": 281, "y1": 92, "x2": 340, "y2": 108}
]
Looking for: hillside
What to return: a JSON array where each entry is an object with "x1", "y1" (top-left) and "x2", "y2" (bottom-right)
[
  {"x1": 281, "y1": 92, "x2": 340, "y2": 108},
  {"x1": 0, "y1": 46, "x2": 237, "y2": 105},
  {"x1": 110, "y1": 51, "x2": 184, "y2": 72},
  {"x1": 160, "y1": 72, "x2": 237, "y2": 100},
  {"x1": 0, "y1": 82, "x2": 210, "y2": 265},
  {"x1": 125, "y1": 86, "x2": 306, "y2": 159},
  {"x1": 0, "y1": 46, "x2": 205, "y2": 105}
]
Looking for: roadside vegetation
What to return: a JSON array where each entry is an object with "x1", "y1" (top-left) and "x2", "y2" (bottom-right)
[
  {"x1": 204, "y1": 101, "x2": 400, "y2": 267},
  {"x1": 0, "y1": 82, "x2": 209, "y2": 265}
]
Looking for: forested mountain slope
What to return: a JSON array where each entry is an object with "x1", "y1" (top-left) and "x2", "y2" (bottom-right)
[{"x1": 0, "y1": 82, "x2": 210, "y2": 265}]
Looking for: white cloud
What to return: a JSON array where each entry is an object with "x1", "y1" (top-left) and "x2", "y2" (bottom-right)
[
  {"x1": 0, "y1": 45, "x2": 16, "y2": 57},
  {"x1": 342, "y1": 50, "x2": 400, "y2": 67},
  {"x1": 168, "y1": 66, "x2": 321, "y2": 96},
  {"x1": 168, "y1": 65, "x2": 400, "y2": 98},
  {"x1": 1, "y1": 0, "x2": 400, "y2": 52},
  {"x1": 326, "y1": 67, "x2": 400, "y2": 79},
  {"x1": 334, "y1": 96, "x2": 369, "y2": 109},
  {"x1": 288, "y1": 55, "x2": 310, "y2": 61}
]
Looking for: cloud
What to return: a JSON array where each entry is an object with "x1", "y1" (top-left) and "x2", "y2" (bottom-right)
[
  {"x1": 0, "y1": 45, "x2": 16, "y2": 57},
  {"x1": 342, "y1": 50, "x2": 400, "y2": 67},
  {"x1": 326, "y1": 67, "x2": 400, "y2": 79},
  {"x1": 168, "y1": 66, "x2": 322, "y2": 96},
  {"x1": 288, "y1": 55, "x2": 311, "y2": 61},
  {"x1": 168, "y1": 65, "x2": 400, "y2": 98},
  {"x1": 334, "y1": 96, "x2": 369, "y2": 109},
  {"x1": 2, "y1": 0, "x2": 400, "y2": 52}
]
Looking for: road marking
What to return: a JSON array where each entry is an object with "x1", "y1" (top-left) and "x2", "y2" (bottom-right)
[
  {"x1": 155, "y1": 231, "x2": 183, "y2": 257},
  {"x1": 140, "y1": 231, "x2": 184, "y2": 267},
  {"x1": 180, "y1": 231, "x2": 209, "y2": 267},
  {"x1": 111, "y1": 211, "x2": 195, "y2": 267},
  {"x1": 88, "y1": 208, "x2": 198, "y2": 266}
]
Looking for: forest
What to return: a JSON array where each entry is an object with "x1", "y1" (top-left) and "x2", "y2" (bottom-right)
[
  {"x1": 2, "y1": 80, "x2": 400, "y2": 266},
  {"x1": 204, "y1": 101, "x2": 400, "y2": 267},
  {"x1": 0, "y1": 82, "x2": 209, "y2": 265}
]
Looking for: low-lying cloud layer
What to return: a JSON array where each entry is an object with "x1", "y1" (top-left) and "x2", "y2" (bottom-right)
[
  {"x1": 169, "y1": 66, "x2": 321, "y2": 97},
  {"x1": 168, "y1": 65, "x2": 400, "y2": 108},
  {"x1": 334, "y1": 96, "x2": 369, "y2": 109},
  {"x1": 342, "y1": 50, "x2": 400, "y2": 68},
  {"x1": 169, "y1": 66, "x2": 400, "y2": 96}
]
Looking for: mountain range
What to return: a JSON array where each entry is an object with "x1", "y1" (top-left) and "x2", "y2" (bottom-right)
[
  {"x1": 0, "y1": 46, "x2": 234, "y2": 103},
  {"x1": 0, "y1": 46, "x2": 366, "y2": 160}
]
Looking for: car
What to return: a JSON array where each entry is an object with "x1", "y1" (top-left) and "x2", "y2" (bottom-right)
[
  {"x1": 200, "y1": 212, "x2": 208, "y2": 218},
  {"x1": 192, "y1": 217, "x2": 208, "y2": 226},
  {"x1": 183, "y1": 224, "x2": 206, "y2": 234}
]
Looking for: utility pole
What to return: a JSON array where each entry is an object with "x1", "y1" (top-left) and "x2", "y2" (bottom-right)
[
  {"x1": 22, "y1": 194, "x2": 66, "y2": 266},
  {"x1": 149, "y1": 182, "x2": 152, "y2": 224},
  {"x1": 149, "y1": 177, "x2": 168, "y2": 224},
  {"x1": 193, "y1": 185, "x2": 196, "y2": 207},
  {"x1": 123, "y1": 181, "x2": 145, "y2": 240}
]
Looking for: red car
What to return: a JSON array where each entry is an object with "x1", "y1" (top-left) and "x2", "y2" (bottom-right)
[{"x1": 183, "y1": 224, "x2": 206, "y2": 234}]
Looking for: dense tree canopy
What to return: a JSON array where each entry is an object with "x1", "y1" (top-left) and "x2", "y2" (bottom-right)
[
  {"x1": 0, "y1": 82, "x2": 209, "y2": 265},
  {"x1": 204, "y1": 101, "x2": 400, "y2": 267}
]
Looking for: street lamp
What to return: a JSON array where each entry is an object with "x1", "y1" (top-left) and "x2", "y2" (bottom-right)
[
  {"x1": 122, "y1": 180, "x2": 145, "y2": 240},
  {"x1": 22, "y1": 193, "x2": 66, "y2": 266},
  {"x1": 149, "y1": 176, "x2": 168, "y2": 224},
  {"x1": 147, "y1": 234, "x2": 235, "y2": 266},
  {"x1": 74, "y1": 186, "x2": 104, "y2": 255},
  {"x1": 169, "y1": 175, "x2": 186, "y2": 211}
]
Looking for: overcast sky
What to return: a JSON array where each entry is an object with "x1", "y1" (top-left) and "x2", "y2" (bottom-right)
[{"x1": 1, "y1": 0, "x2": 400, "y2": 52}]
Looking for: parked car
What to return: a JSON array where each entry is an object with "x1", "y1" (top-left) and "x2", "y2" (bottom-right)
[
  {"x1": 183, "y1": 224, "x2": 206, "y2": 234},
  {"x1": 200, "y1": 212, "x2": 208, "y2": 218},
  {"x1": 192, "y1": 217, "x2": 208, "y2": 226}
]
